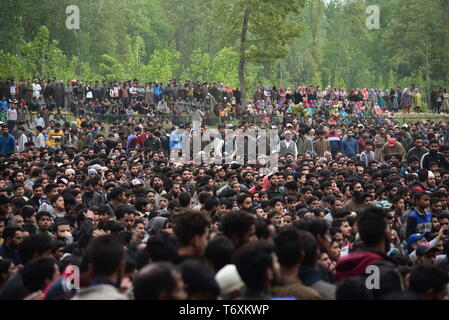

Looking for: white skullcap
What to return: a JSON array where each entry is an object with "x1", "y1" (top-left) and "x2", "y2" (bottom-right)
[{"x1": 215, "y1": 264, "x2": 244, "y2": 296}]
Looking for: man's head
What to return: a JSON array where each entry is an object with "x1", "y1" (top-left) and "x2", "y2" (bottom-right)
[
  {"x1": 133, "y1": 262, "x2": 187, "y2": 300},
  {"x1": 237, "y1": 194, "x2": 253, "y2": 211},
  {"x1": 416, "y1": 243, "x2": 439, "y2": 266},
  {"x1": 408, "y1": 156, "x2": 420, "y2": 171},
  {"x1": 429, "y1": 140, "x2": 439, "y2": 153},
  {"x1": 357, "y1": 206, "x2": 390, "y2": 252},
  {"x1": 409, "y1": 265, "x2": 449, "y2": 300},
  {"x1": 36, "y1": 211, "x2": 52, "y2": 232},
  {"x1": 221, "y1": 212, "x2": 257, "y2": 248},
  {"x1": 3, "y1": 226, "x2": 23, "y2": 249},
  {"x1": 114, "y1": 205, "x2": 137, "y2": 229},
  {"x1": 174, "y1": 210, "x2": 210, "y2": 257},
  {"x1": 54, "y1": 219, "x2": 72, "y2": 243},
  {"x1": 273, "y1": 227, "x2": 304, "y2": 269},
  {"x1": 414, "y1": 137, "x2": 424, "y2": 149},
  {"x1": 233, "y1": 241, "x2": 280, "y2": 294},
  {"x1": 83, "y1": 235, "x2": 125, "y2": 286}
]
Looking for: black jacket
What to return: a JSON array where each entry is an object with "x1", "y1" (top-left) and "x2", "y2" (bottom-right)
[{"x1": 420, "y1": 151, "x2": 449, "y2": 170}]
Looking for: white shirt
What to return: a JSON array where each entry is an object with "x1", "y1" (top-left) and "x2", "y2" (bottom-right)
[
  {"x1": 36, "y1": 133, "x2": 46, "y2": 148},
  {"x1": 18, "y1": 133, "x2": 28, "y2": 152},
  {"x1": 35, "y1": 117, "x2": 45, "y2": 128},
  {"x1": 32, "y1": 83, "x2": 41, "y2": 98}
]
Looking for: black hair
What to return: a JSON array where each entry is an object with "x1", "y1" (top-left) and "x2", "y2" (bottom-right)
[
  {"x1": 133, "y1": 262, "x2": 179, "y2": 300},
  {"x1": 36, "y1": 211, "x2": 52, "y2": 221},
  {"x1": 221, "y1": 212, "x2": 255, "y2": 247},
  {"x1": 146, "y1": 232, "x2": 178, "y2": 262},
  {"x1": 357, "y1": 206, "x2": 387, "y2": 248},
  {"x1": 114, "y1": 205, "x2": 136, "y2": 220},
  {"x1": 180, "y1": 259, "x2": 220, "y2": 299},
  {"x1": 336, "y1": 276, "x2": 374, "y2": 300},
  {"x1": 409, "y1": 265, "x2": 449, "y2": 297},
  {"x1": 178, "y1": 192, "x2": 191, "y2": 207},
  {"x1": 174, "y1": 210, "x2": 210, "y2": 247},
  {"x1": 294, "y1": 217, "x2": 330, "y2": 238},
  {"x1": 233, "y1": 241, "x2": 275, "y2": 292},
  {"x1": 274, "y1": 227, "x2": 303, "y2": 267},
  {"x1": 297, "y1": 230, "x2": 318, "y2": 268},
  {"x1": 17, "y1": 234, "x2": 54, "y2": 265},
  {"x1": 22, "y1": 257, "x2": 58, "y2": 292},
  {"x1": 204, "y1": 235, "x2": 235, "y2": 273},
  {"x1": 83, "y1": 235, "x2": 125, "y2": 277},
  {"x1": 2, "y1": 226, "x2": 21, "y2": 241}
]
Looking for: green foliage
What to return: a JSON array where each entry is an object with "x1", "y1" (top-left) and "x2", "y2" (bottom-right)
[
  {"x1": 181, "y1": 49, "x2": 210, "y2": 82},
  {"x1": 210, "y1": 48, "x2": 240, "y2": 87},
  {"x1": 142, "y1": 49, "x2": 181, "y2": 83},
  {"x1": 0, "y1": 0, "x2": 447, "y2": 98}
]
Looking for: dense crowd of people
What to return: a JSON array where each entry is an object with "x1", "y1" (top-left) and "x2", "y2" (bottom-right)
[
  {"x1": 0, "y1": 77, "x2": 449, "y2": 301},
  {"x1": 2, "y1": 78, "x2": 449, "y2": 125}
]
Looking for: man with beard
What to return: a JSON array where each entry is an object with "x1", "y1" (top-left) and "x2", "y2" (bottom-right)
[
  {"x1": 343, "y1": 182, "x2": 364, "y2": 213},
  {"x1": 0, "y1": 227, "x2": 23, "y2": 265},
  {"x1": 242, "y1": 171, "x2": 255, "y2": 191},
  {"x1": 180, "y1": 169, "x2": 195, "y2": 197},
  {"x1": 249, "y1": 175, "x2": 264, "y2": 196},
  {"x1": 82, "y1": 178, "x2": 106, "y2": 209},
  {"x1": 335, "y1": 206, "x2": 402, "y2": 300},
  {"x1": 313, "y1": 130, "x2": 330, "y2": 158},
  {"x1": 0, "y1": 125, "x2": 16, "y2": 156},
  {"x1": 297, "y1": 128, "x2": 314, "y2": 155},
  {"x1": 151, "y1": 175, "x2": 167, "y2": 209},
  {"x1": 407, "y1": 136, "x2": 429, "y2": 163},
  {"x1": 421, "y1": 140, "x2": 449, "y2": 171},
  {"x1": 374, "y1": 127, "x2": 390, "y2": 162},
  {"x1": 266, "y1": 173, "x2": 282, "y2": 199},
  {"x1": 279, "y1": 130, "x2": 298, "y2": 158}
]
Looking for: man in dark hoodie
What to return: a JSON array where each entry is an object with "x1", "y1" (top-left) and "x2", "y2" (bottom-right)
[
  {"x1": 420, "y1": 140, "x2": 449, "y2": 171},
  {"x1": 335, "y1": 206, "x2": 402, "y2": 299}
]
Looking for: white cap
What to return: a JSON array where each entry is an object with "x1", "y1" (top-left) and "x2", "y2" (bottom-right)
[
  {"x1": 215, "y1": 264, "x2": 244, "y2": 296},
  {"x1": 65, "y1": 169, "x2": 75, "y2": 175},
  {"x1": 92, "y1": 164, "x2": 102, "y2": 171}
]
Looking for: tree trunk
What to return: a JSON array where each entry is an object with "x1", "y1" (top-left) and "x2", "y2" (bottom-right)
[{"x1": 239, "y1": 8, "x2": 250, "y2": 108}]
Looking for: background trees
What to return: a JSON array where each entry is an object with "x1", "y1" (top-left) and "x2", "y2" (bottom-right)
[{"x1": 1, "y1": 0, "x2": 448, "y2": 95}]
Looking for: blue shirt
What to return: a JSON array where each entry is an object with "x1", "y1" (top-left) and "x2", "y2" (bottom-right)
[
  {"x1": 0, "y1": 134, "x2": 16, "y2": 155},
  {"x1": 126, "y1": 134, "x2": 137, "y2": 151},
  {"x1": 0, "y1": 101, "x2": 8, "y2": 112},
  {"x1": 409, "y1": 209, "x2": 432, "y2": 234},
  {"x1": 341, "y1": 136, "x2": 359, "y2": 158},
  {"x1": 169, "y1": 131, "x2": 183, "y2": 150}
]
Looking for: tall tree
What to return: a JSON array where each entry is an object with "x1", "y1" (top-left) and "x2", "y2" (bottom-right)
[{"x1": 216, "y1": 0, "x2": 306, "y2": 106}]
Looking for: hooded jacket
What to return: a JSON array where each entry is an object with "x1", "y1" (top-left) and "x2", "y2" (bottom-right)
[{"x1": 335, "y1": 249, "x2": 402, "y2": 298}]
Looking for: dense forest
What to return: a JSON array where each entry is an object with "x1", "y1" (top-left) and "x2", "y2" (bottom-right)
[{"x1": 1, "y1": 0, "x2": 449, "y2": 96}]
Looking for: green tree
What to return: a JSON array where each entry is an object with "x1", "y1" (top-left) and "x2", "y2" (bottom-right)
[
  {"x1": 216, "y1": 0, "x2": 306, "y2": 106},
  {"x1": 143, "y1": 49, "x2": 181, "y2": 82},
  {"x1": 20, "y1": 26, "x2": 68, "y2": 79},
  {"x1": 210, "y1": 48, "x2": 239, "y2": 87}
]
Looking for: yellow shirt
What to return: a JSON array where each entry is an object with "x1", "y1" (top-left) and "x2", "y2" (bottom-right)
[{"x1": 46, "y1": 129, "x2": 63, "y2": 147}]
